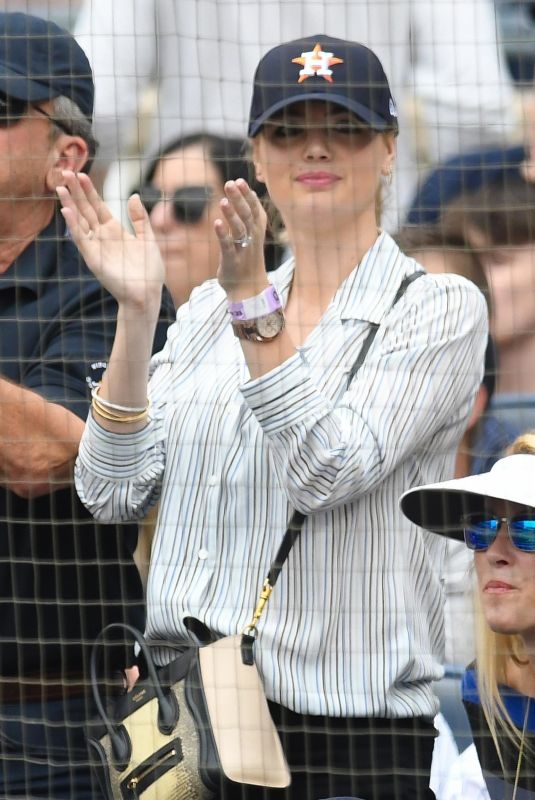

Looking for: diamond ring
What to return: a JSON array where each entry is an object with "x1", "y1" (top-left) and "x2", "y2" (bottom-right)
[{"x1": 232, "y1": 232, "x2": 253, "y2": 248}]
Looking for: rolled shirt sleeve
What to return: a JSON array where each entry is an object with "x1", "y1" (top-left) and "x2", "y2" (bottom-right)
[{"x1": 241, "y1": 276, "x2": 488, "y2": 513}]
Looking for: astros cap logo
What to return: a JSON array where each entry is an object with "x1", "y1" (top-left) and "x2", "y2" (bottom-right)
[{"x1": 292, "y1": 42, "x2": 344, "y2": 83}]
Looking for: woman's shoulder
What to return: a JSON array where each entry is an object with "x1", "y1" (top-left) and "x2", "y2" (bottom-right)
[
  {"x1": 462, "y1": 663, "x2": 535, "y2": 731},
  {"x1": 420, "y1": 268, "x2": 484, "y2": 294},
  {"x1": 461, "y1": 664, "x2": 535, "y2": 795},
  {"x1": 407, "y1": 260, "x2": 486, "y2": 303},
  {"x1": 386, "y1": 235, "x2": 487, "y2": 304},
  {"x1": 381, "y1": 259, "x2": 488, "y2": 341}
]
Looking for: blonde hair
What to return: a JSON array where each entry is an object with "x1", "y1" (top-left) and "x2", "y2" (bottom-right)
[
  {"x1": 475, "y1": 599, "x2": 528, "y2": 766},
  {"x1": 475, "y1": 432, "x2": 535, "y2": 768}
]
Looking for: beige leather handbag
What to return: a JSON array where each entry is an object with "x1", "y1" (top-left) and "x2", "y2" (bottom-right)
[{"x1": 85, "y1": 511, "x2": 307, "y2": 800}]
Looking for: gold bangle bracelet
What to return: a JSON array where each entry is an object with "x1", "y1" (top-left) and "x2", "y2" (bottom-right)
[
  {"x1": 91, "y1": 398, "x2": 149, "y2": 424},
  {"x1": 91, "y1": 383, "x2": 149, "y2": 414}
]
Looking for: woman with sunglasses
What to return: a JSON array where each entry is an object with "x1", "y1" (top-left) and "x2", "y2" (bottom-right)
[
  {"x1": 401, "y1": 437, "x2": 535, "y2": 799},
  {"x1": 138, "y1": 132, "x2": 283, "y2": 309},
  {"x1": 57, "y1": 35, "x2": 487, "y2": 799}
]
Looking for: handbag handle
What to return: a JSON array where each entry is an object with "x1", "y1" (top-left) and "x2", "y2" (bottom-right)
[
  {"x1": 243, "y1": 270, "x2": 425, "y2": 640},
  {"x1": 90, "y1": 622, "x2": 181, "y2": 771}
]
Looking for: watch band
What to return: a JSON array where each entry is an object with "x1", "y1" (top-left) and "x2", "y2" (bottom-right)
[{"x1": 227, "y1": 285, "x2": 282, "y2": 322}]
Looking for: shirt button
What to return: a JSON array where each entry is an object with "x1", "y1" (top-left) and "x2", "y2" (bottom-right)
[
  {"x1": 198, "y1": 548, "x2": 209, "y2": 560},
  {"x1": 207, "y1": 475, "x2": 218, "y2": 487}
]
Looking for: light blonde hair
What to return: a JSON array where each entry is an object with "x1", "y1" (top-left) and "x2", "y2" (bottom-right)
[{"x1": 475, "y1": 432, "x2": 535, "y2": 769}]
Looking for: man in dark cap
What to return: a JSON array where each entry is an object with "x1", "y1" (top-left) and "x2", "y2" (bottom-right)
[{"x1": 0, "y1": 12, "x2": 148, "y2": 798}]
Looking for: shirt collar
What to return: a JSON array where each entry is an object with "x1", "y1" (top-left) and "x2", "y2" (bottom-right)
[{"x1": 269, "y1": 232, "x2": 422, "y2": 325}]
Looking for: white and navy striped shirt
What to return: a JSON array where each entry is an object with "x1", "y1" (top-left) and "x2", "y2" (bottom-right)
[{"x1": 76, "y1": 232, "x2": 488, "y2": 718}]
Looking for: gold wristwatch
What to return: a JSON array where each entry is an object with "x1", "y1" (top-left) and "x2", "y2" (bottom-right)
[{"x1": 231, "y1": 308, "x2": 285, "y2": 342}]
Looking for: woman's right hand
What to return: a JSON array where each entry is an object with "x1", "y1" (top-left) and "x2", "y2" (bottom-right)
[{"x1": 56, "y1": 171, "x2": 165, "y2": 313}]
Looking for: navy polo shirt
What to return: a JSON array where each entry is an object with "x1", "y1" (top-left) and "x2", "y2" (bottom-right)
[{"x1": 0, "y1": 212, "x2": 152, "y2": 681}]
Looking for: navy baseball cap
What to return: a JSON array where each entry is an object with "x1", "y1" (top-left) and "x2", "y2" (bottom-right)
[
  {"x1": 0, "y1": 12, "x2": 93, "y2": 121},
  {"x1": 248, "y1": 34, "x2": 398, "y2": 137}
]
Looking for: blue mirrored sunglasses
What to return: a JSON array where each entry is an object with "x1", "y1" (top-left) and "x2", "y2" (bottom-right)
[{"x1": 462, "y1": 512, "x2": 535, "y2": 552}]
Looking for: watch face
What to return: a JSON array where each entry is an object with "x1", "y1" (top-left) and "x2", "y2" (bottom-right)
[{"x1": 256, "y1": 310, "x2": 285, "y2": 339}]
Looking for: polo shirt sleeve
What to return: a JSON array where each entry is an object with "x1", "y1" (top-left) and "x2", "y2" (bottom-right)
[{"x1": 23, "y1": 277, "x2": 119, "y2": 421}]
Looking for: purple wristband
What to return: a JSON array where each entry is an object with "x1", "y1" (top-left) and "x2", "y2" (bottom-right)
[{"x1": 227, "y1": 285, "x2": 283, "y2": 321}]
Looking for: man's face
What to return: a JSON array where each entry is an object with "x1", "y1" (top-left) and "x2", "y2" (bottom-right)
[{"x1": 0, "y1": 95, "x2": 57, "y2": 203}]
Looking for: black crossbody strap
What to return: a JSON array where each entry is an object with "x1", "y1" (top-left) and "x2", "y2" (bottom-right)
[
  {"x1": 243, "y1": 270, "x2": 425, "y2": 642},
  {"x1": 267, "y1": 510, "x2": 306, "y2": 587}
]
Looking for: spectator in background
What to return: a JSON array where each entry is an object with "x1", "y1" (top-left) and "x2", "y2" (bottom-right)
[
  {"x1": 0, "y1": 12, "x2": 151, "y2": 799},
  {"x1": 407, "y1": 144, "x2": 527, "y2": 226},
  {"x1": 440, "y1": 175, "x2": 535, "y2": 473},
  {"x1": 74, "y1": 0, "x2": 515, "y2": 230},
  {"x1": 401, "y1": 435, "x2": 535, "y2": 799},
  {"x1": 138, "y1": 132, "x2": 284, "y2": 308},
  {"x1": 407, "y1": 83, "x2": 535, "y2": 225}
]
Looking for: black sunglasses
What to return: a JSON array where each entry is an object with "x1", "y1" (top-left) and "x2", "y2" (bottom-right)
[
  {"x1": 462, "y1": 512, "x2": 535, "y2": 552},
  {"x1": 138, "y1": 185, "x2": 213, "y2": 224},
  {"x1": 0, "y1": 93, "x2": 31, "y2": 127},
  {"x1": 0, "y1": 92, "x2": 73, "y2": 135}
]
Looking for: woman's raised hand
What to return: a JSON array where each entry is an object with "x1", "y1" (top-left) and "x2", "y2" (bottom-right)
[
  {"x1": 56, "y1": 171, "x2": 165, "y2": 313},
  {"x1": 215, "y1": 179, "x2": 269, "y2": 299}
]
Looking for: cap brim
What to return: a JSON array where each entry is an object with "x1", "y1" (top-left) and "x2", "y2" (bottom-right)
[
  {"x1": 400, "y1": 464, "x2": 535, "y2": 541},
  {"x1": 248, "y1": 93, "x2": 394, "y2": 137},
  {"x1": 0, "y1": 66, "x2": 57, "y2": 102}
]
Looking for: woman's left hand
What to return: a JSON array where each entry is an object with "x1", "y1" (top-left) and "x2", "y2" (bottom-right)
[{"x1": 215, "y1": 179, "x2": 269, "y2": 300}]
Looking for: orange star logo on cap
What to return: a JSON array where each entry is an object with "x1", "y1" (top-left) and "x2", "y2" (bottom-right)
[{"x1": 292, "y1": 42, "x2": 344, "y2": 83}]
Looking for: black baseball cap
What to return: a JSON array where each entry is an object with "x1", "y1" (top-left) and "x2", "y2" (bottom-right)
[
  {"x1": 248, "y1": 34, "x2": 398, "y2": 137},
  {"x1": 0, "y1": 12, "x2": 94, "y2": 121}
]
